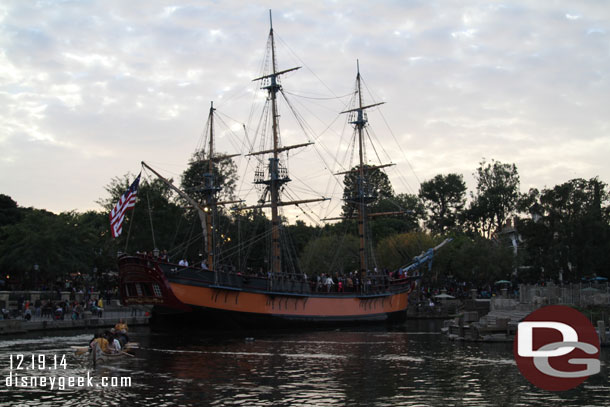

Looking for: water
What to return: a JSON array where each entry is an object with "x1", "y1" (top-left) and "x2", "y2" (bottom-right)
[{"x1": 0, "y1": 321, "x2": 609, "y2": 406}]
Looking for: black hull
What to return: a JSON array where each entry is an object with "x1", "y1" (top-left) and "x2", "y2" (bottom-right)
[{"x1": 150, "y1": 304, "x2": 407, "y2": 330}]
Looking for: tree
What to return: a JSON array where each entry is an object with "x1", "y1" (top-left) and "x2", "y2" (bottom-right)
[
  {"x1": 299, "y1": 234, "x2": 359, "y2": 276},
  {"x1": 375, "y1": 231, "x2": 438, "y2": 271},
  {"x1": 517, "y1": 177, "x2": 610, "y2": 282},
  {"x1": 369, "y1": 193, "x2": 426, "y2": 242},
  {"x1": 419, "y1": 173, "x2": 466, "y2": 234},
  {"x1": 466, "y1": 159, "x2": 520, "y2": 238},
  {"x1": 98, "y1": 173, "x2": 195, "y2": 260},
  {"x1": 221, "y1": 208, "x2": 270, "y2": 272},
  {"x1": 0, "y1": 210, "x2": 97, "y2": 289},
  {"x1": 342, "y1": 165, "x2": 394, "y2": 216},
  {"x1": 285, "y1": 220, "x2": 319, "y2": 256},
  {"x1": 181, "y1": 151, "x2": 238, "y2": 203},
  {"x1": 374, "y1": 231, "x2": 516, "y2": 287},
  {"x1": 432, "y1": 233, "x2": 515, "y2": 285},
  {"x1": 0, "y1": 194, "x2": 23, "y2": 227}
]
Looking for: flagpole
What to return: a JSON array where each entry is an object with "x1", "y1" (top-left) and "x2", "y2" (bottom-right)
[
  {"x1": 123, "y1": 170, "x2": 143, "y2": 251},
  {"x1": 107, "y1": 169, "x2": 142, "y2": 249},
  {"x1": 123, "y1": 202, "x2": 136, "y2": 253}
]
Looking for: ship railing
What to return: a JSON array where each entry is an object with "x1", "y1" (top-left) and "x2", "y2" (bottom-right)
[
  {"x1": 152, "y1": 255, "x2": 410, "y2": 296},
  {"x1": 308, "y1": 275, "x2": 412, "y2": 296}
]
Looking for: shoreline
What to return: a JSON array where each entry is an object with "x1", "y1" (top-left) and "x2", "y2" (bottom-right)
[{"x1": 0, "y1": 315, "x2": 149, "y2": 336}]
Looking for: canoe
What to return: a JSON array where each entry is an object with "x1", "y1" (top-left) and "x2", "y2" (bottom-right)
[{"x1": 72, "y1": 342, "x2": 138, "y2": 364}]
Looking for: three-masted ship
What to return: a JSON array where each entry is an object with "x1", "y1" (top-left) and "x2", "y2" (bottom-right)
[{"x1": 117, "y1": 12, "x2": 444, "y2": 327}]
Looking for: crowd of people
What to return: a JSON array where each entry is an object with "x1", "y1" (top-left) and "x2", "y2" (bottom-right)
[
  {"x1": 1, "y1": 296, "x2": 107, "y2": 321},
  {"x1": 309, "y1": 268, "x2": 412, "y2": 294}
]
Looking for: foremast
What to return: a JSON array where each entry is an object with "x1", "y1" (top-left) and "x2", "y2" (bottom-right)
[
  {"x1": 202, "y1": 102, "x2": 241, "y2": 271},
  {"x1": 204, "y1": 102, "x2": 219, "y2": 271},
  {"x1": 144, "y1": 102, "x2": 240, "y2": 273}
]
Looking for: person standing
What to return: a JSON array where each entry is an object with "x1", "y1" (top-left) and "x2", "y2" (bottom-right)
[{"x1": 97, "y1": 297, "x2": 104, "y2": 317}]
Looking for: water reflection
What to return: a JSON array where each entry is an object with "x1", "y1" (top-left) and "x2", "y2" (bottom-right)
[{"x1": 0, "y1": 322, "x2": 608, "y2": 406}]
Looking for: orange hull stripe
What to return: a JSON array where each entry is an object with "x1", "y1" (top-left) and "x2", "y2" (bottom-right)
[{"x1": 170, "y1": 283, "x2": 408, "y2": 317}]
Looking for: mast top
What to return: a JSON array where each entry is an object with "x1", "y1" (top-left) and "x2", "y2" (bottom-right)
[{"x1": 269, "y1": 9, "x2": 273, "y2": 31}]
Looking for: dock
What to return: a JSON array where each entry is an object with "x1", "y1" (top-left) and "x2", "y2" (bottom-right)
[{"x1": 0, "y1": 314, "x2": 149, "y2": 335}]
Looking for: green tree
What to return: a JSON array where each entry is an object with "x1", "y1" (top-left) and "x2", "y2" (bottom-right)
[
  {"x1": 181, "y1": 151, "x2": 238, "y2": 203},
  {"x1": 433, "y1": 233, "x2": 515, "y2": 285},
  {"x1": 342, "y1": 165, "x2": 394, "y2": 216},
  {"x1": 466, "y1": 159, "x2": 520, "y2": 238},
  {"x1": 299, "y1": 234, "x2": 359, "y2": 276},
  {"x1": 285, "y1": 220, "x2": 319, "y2": 256},
  {"x1": 375, "y1": 231, "x2": 438, "y2": 271},
  {"x1": 0, "y1": 210, "x2": 97, "y2": 289},
  {"x1": 98, "y1": 173, "x2": 195, "y2": 261},
  {"x1": 0, "y1": 194, "x2": 23, "y2": 227},
  {"x1": 369, "y1": 193, "x2": 426, "y2": 242},
  {"x1": 419, "y1": 173, "x2": 467, "y2": 234},
  {"x1": 221, "y1": 208, "x2": 270, "y2": 272},
  {"x1": 517, "y1": 177, "x2": 610, "y2": 282}
]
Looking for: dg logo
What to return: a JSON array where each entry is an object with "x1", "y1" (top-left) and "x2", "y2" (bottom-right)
[{"x1": 514, "y1": 305, "x2": 601, "y2": 391}]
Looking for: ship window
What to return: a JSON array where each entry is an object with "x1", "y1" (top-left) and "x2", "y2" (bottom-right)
[
  {"x1": 152, "y1": 284, "x2": 162, "y2": 297},
  {"x1": 135, "y1": 284, "x2": 143, "y2": 297}
]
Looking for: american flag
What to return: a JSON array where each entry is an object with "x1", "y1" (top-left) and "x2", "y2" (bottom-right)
[{"x1": 109, "y1": 173, "x2": 141, "y2": 238}]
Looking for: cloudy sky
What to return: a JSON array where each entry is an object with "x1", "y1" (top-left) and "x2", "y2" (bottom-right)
[{"x1": 1, "y1": 0, "x2": 609, "y2": 221}]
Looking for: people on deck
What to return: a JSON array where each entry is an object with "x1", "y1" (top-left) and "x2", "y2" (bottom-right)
[{"x1": 325, "y1": 275, "x2": 334, "y2": 292}]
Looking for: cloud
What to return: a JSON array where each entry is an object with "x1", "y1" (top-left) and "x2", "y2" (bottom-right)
[{"x1": 0, "y1": 0, "x2": 608, "y2": 219}]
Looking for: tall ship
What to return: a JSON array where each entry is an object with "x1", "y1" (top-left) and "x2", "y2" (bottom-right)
[{"x1": 117, "y1": 12, "x2": 448, "y2": 327}]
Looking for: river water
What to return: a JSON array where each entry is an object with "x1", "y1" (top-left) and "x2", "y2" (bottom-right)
[{"x1": 0, "y1": 320, "x2": 608, "y2": 406}]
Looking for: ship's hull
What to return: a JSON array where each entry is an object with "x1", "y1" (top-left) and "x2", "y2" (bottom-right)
[{"x1": 118, "y1": 255, "x2": 411, "y2": 328}]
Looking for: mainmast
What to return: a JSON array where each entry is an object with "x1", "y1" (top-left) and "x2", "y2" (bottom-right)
[
  {"x1": 249, "y1": 11, "x2": 326, "y2": 275},
  {"x1": 355, "y1": 63, "x2": 368, "y2": 281},
  {"x1": 268, "y1": 11, "x2": 282, "y2": 277}
]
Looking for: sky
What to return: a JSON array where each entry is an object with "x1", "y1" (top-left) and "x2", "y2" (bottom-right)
[{"x1": 1, "y1": 0, "x2": 609, "y2": 222}]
